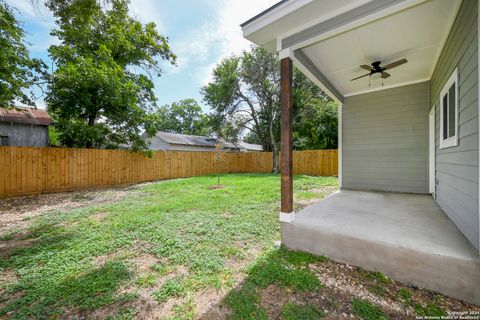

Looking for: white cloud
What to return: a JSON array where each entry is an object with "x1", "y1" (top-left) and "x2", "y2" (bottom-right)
[
  {"x1": 6, "y1": 0, "x2": 54, "y2": 26},
  {"x1": 129, "y1": 0, "x2": 165, "y2": 32},
  {"x1": 168, "y1": 0, "x2": 277, "y2": 86},
  {"x1": 216, "y1": 0, "x2": 277, "y2": 57}
]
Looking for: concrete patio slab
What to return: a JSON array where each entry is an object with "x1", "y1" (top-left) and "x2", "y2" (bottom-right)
[{"x1": 281, "y1": 190, "x2": 480, "y2": 305}]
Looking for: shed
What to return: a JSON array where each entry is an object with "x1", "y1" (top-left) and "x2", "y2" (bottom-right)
[{"x1": 0, "y1": 107, "x2": 54, "y2": 147}]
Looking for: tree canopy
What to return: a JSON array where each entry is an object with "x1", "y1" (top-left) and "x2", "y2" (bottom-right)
[
  {"x1": 202, "y1": 46, "x2": 337, "y2": 172},
  {"x1": 45, "y1": 0, "x2": 176, "y2": 151},
  {"x1": 202, "y1": 47, "x2": 281, "y2": 170},
  {"x1": 156, "y1": 99, "x2": 211, "y2": 136},
  {"x1": 0, "y1": 1, "x2": 47, "y2": 107}
]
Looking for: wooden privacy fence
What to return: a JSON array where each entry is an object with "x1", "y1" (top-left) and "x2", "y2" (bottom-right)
[{"x1": 0, "y1": 147, "x2": 337, "y2": 197}]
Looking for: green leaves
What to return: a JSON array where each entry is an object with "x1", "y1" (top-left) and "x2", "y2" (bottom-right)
[
  {"x1": 46, "y1": 0, "x2": 176, "y2": 151},
  {"x1": 0, "y1": 1, "x2": 47, "y2": 107},
  {"x1": 156, "y1": 99, "x2": 212, "y2": 136},
  {"x1": 352, "y1": 299, "x2": 389, "y2": 320},
  {"x1": 202, "y1": 46, "x2": 336, "y2": 163},
  {"x1": 281, "y1": 303, "x2": 325, "y2": 320}
]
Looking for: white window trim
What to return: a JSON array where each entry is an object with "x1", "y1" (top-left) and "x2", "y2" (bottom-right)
[
  {"x1": 429, "y1": 105, "x2": 435, "y2": 197},
  {"x1": 439, "y1": 68, "x2": 459, "y2": 149}
]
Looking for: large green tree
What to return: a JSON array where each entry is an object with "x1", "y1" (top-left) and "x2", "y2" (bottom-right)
[
  {"x1": 203, "y1": 47, "x2": 282, "y2": 171},
  {"x1": 156, "y1": 99, "x2": 211, "y2": 136},
  {"x1": 292, "y1": 68, "x2": 337, "y2": 150},
  {"x1": 46, "y1": 0, "x2": 176, "y2": 151},
  {"x1": 0, "y1": 1, "x2": 46, "y2": 107},
  {"x1": 202, "y1": 46, "x2": 335, "y2": 172},
  {"x1": 293, "y1": 100, "x2": 337, "y2": 150}
]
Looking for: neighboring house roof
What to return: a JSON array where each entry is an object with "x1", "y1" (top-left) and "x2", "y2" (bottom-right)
[
  {"x1": 236, "y1": 141, "x2": 263, "y2": 151},
  {"x1": 0, "y1": 107, "x2": 54, "y2": 126},
  {"x1": 154, "y1": 132, "x2": 238, "y2": 149}
]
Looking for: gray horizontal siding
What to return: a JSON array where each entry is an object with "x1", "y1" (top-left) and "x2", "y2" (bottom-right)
[
  {"x1": 165, "y1": 145, "x2": 216, "y2": 152},
  {"x1": 147, "y1": 136, "x2": 239, "y2": 152},
  {"x1": 147, "y1": 136, "x2": 216, "y2": 152},
  {"x1": 342, "y1": 81, "x2": 430, "y2": 194},
  {"x1": 146, "y1": 136, "x2": 171, "y2": 150},
  {"x1": 431, "y1": 0, "x2": 479, "y2": 252}
]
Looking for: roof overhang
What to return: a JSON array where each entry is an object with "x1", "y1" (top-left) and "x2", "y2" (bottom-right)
[{"x1": 242, "y1": 0, "x2": 462, "y2": 102}]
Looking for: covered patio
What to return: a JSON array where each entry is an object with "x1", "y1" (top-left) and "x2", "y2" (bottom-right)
[
  {"x1": 242, "y1": 0, "x2": 480, "y2": 305},
  {"x1": 283, "y1": 190, "x2": 480, "y2": 304}
]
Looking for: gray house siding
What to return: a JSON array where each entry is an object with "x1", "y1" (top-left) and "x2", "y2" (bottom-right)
[
  {"x1": 342, "y1": 81, "x2": 430, "y2": 194},
  {"x1": 431, "y1": 0, "x2": 479, "y2": 251},
  {"x1": 0, "y1": 123, "x2": 49, "y2": 147},
  {"x1": 147, "y1": 136, "x2": 218, "y2": 152},
  {"x1": 147, "y1": 136, "x2": 171, "y2": 150}
]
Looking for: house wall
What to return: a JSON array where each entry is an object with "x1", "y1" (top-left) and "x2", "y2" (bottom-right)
[
  {"x1": 342, "y1": 81, "x2": 430, "y2": 194},
  {"x1": 146, "y1": 136, "x2": 174, "y2": 150},
  {"x1": 166, "y1": 145, "x2": 217, "y2": 152},
  {"x1": 147, "y1": 136, "x2": 242, "y2": 152},
  {"x1": 431, "y1": 0, "x2": 479, "y2": 252},
  {"x1": 146, "y1": 136, "x2": 220, "y2": 152},
  {"x1": 0, "y1": 123, "x2": 49, "y2": 147}
]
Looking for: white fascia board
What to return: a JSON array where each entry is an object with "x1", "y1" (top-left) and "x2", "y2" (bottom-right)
[
  {"x1": 275, "y1": 0, "x2": 372, "y2": 48},
  {"x1": 281, "y1": 0, "x2": 427, "y2": 52},
  {"x1": 242, "y1": 0, "x2": 313, "y2": 38}
]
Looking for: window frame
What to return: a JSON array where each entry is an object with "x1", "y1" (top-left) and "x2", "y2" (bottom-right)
[
  {"x1": 0, "y1": 135, "x2": 9, "y2": 146},
  {"x1": 439, "y1": 68, "x2": 459, "y2": 149}
]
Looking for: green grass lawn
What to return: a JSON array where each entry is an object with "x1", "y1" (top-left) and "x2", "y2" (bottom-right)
[
  {"x1": 0, "y1": 173, "x2": 471, "y2": 319},
  {"x1": 0, "y1": 174, "x2": 337, "y2": 319}
]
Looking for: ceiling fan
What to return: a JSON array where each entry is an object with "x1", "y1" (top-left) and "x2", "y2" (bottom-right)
[{"x1": 350, "y1": 58, "x2": 408, "y2": 82}]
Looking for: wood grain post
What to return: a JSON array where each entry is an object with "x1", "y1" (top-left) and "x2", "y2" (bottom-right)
[{"x1": 280, "y1": 57, "x2": 294, "y2": 215}]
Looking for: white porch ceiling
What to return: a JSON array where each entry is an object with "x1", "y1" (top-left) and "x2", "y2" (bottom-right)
[{"x1": 302, "y1": 0, "x2": 461, "y2": 97}]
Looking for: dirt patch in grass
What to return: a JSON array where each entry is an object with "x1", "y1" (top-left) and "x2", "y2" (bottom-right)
[
  {"x1": 202, "y1": 248, "x2": 480, "y2": 320},
  {"x1": 295, "y1": 185, "x2": 338, "y2": 209},
  {"x1": 129, "y1": 253, "x2": 160, "y2": 272},
  {"x1": 0, "y1": 186, "x2": 141, "y2": 234},
  {"x1": 88, "y1": 253, "x2": 189, "y2": 319},
  {"x1": 260, "y1": 285, "x2": 293, "y2": 319},
  {"x1": 0, "y1": 237, "x2": 34, "y2": 259},
  {"x1": 194, "y1": 288, "x2": 230, "y2": 319},
  {"x1": 307, "y1": 259, "x2": 479, "y2": 319},
  {"x1": 88, "y1": 210, "x2": 109, "y2": 222},
  {"x1": 208, "y1": 185, "x2": 225, "y2": 190}
]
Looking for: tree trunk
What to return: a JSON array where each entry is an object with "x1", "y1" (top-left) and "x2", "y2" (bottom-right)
[
  {"x1": 86, "y1": 115, "x2": 96, "y2": 149},
  {"x1": 270, "y1": 120, "x2": 279, "y2": 173},
  {"x1": 272, "y1": 142, "x2": 278, "y2": 174}
]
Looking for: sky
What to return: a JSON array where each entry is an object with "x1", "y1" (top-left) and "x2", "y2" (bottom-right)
[{"x1": 7, "y1": 0, "x2": 278, "y2": 111}]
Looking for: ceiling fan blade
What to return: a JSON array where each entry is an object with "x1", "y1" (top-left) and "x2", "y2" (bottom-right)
[
  {"x1": 383, "y1": 58, "x2": 408, "y2": 70},
  {"x1": 350, "y1": 73, "x2": 371, "y2": 81},
  {"x1": 381, "y1": 71, "x2": 391, "y2": 79},
  {"x1": 360, "y1": 64, "x2": 373, "y2": 71}
]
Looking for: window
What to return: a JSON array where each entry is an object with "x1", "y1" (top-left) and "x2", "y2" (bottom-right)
[
  {"x1": 439, "y1": 68, "x2": 458, "y2": 149},
  {"x1": 0, "y1": 136, "x2": 9, "y2": 146}
]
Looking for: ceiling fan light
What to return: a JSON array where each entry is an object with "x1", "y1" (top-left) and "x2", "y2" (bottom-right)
[{"x1": 371, "y1": 72, "x2": 382, "y2": 81}]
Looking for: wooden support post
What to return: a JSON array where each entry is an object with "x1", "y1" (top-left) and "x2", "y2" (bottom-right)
[{"x1": 280, "y1": 57, "x2": 294, "y2": 217}]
